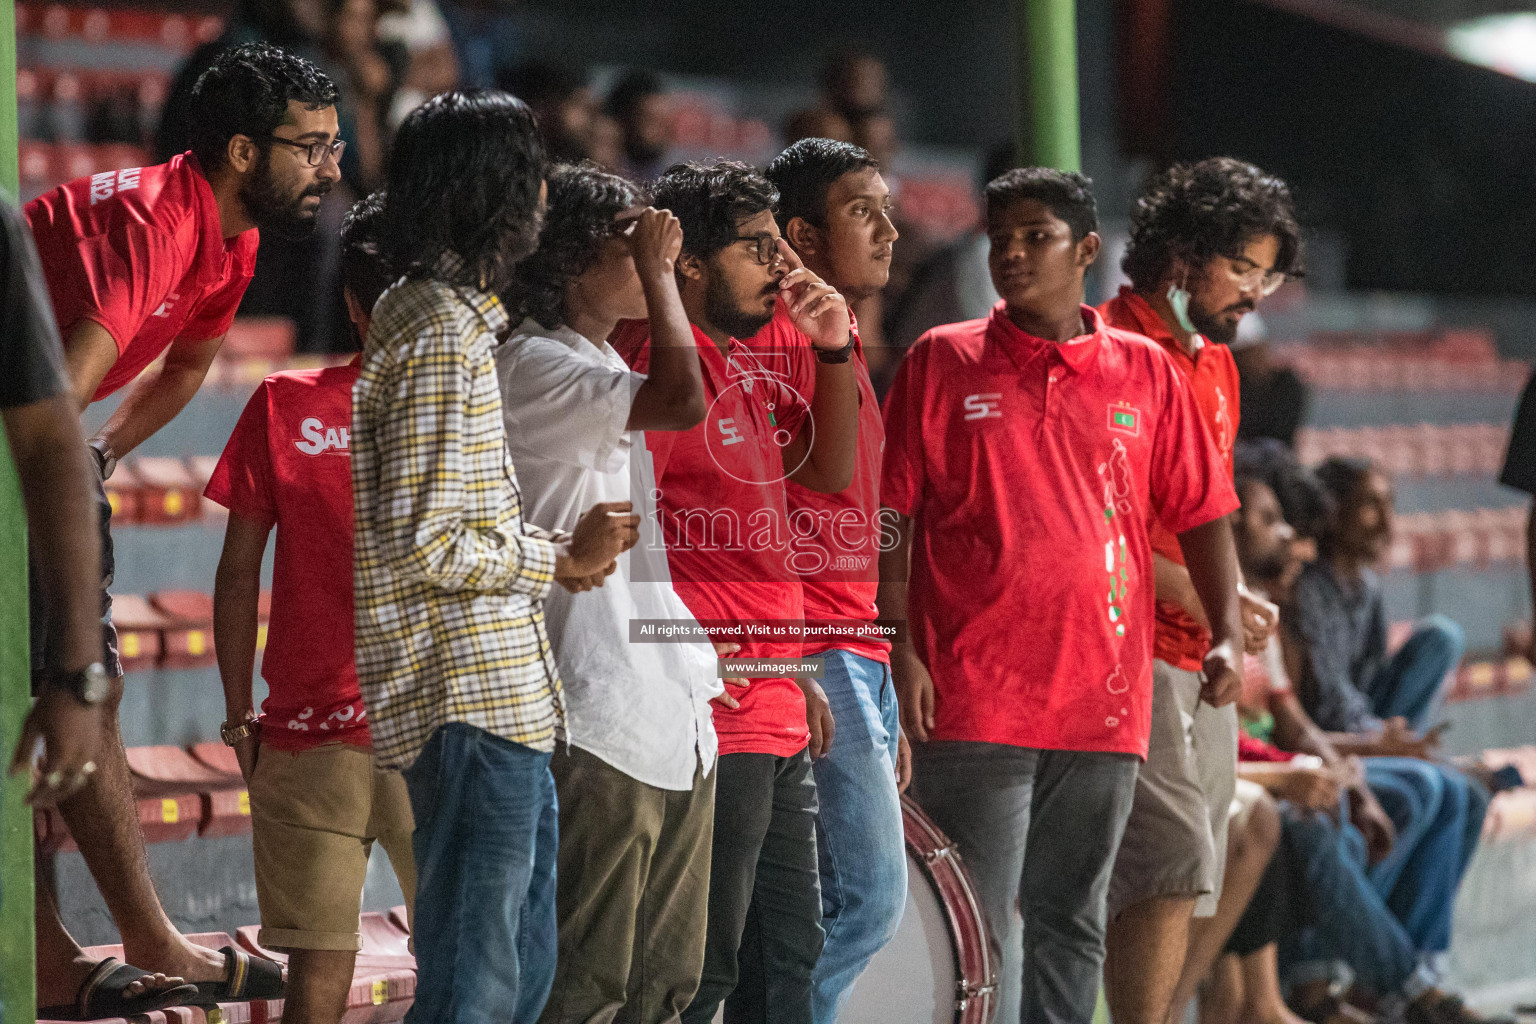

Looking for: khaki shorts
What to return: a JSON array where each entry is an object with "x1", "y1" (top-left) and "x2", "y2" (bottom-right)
[
  {"x1": 250, "y1": 743, "x2": 416, "y2": 951},
  {"x1": 1108, "y1": 659, "x2": 1238, "y2": 920}
]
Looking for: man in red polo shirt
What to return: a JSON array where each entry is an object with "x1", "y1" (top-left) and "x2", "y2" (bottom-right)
[
  {"x1": 613, "y1": 159, "x2": 859, "y2": 1024},
  {"x1": 1097, "y1": 158, "x2": 1305, "y2": 1024},
  {"x1": 24, "y1": 43, "x2": 339, "y2": 1006},
  {"x1": 881, "y1": 168, "x2": 1245, "y2": 1024},
  {"x1": 747, "y1": 137, "x2": 907, "y2": 1023}
]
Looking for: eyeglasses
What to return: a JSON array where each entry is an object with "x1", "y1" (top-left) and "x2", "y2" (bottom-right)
[
  {"x1": 1227, "y1": 257, "x2": 1287, "y2": 298},
  {"x1": 265, "y1": 135, "x2": 346, "y2": 167},
  {"x1": 734, "y1": 234, "x2": 783, "y2": 267}
]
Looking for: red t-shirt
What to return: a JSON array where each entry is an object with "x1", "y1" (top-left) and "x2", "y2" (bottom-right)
[
  {"x1": 613, "y1": 319, "x2": 811, "y2": 757},
  {"x1": 24, "y1": 152, "x2": 259, "y2": 403},
  {"x1": 1098, "y1": 288, "x2": 1240, "y2": 671},
  {"x1": 204, "y1": 358, "x2": 369, "y2": 752},
  {"x1": 881, "y1": 303, "x2": 1239, "y2": 758},
  {"x1": 742, "y1": 305, "x2": 891, "y2": 664}
]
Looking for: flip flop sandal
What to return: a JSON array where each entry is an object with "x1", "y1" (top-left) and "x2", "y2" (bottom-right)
[
  {"x1": 38, "y1": 956, "x2": 198, "y2": 1021},
  {"x1": 186, "y1": 945, "x2": 286, "y2": 1005}
]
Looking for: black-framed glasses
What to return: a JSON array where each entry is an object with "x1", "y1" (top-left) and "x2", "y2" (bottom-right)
[
  {"x1": 734, "y1": 233, "x2": 783, "y2": 266},
  {"x1": 265, "y1": 135, "x2": 346, "y2": 167}
]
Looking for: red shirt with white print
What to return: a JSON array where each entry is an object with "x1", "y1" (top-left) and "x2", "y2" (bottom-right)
[
  {"x1": 742, "y1": 304, "x2": 891, "y2": 664},
  {"x1": 881, "y1": 303, "x2": 1238, "y2": 758},
  {"x1": 204, "y1": 358, "x2": 369, "y2": 752},
  {"x1": 1099, "y1": 287, "x2": 1241, "y2": 671},
  {"x1": 613, "y1": 319, "x2": 812, "y2": 757},
  {"x1": 25, "y1": 152, "x2": 259, "y2": 403}
]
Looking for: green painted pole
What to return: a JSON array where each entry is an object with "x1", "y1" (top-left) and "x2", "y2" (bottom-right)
[
  {"x1": 1016, "y1": 0, "x2": 1082, "y2": 172},
  {"x1": 0, "y1": 0, "x2": 36, "y2": 1013}
]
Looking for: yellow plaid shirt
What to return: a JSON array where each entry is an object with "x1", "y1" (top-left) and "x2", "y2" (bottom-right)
[{"x1": 351, "y1": 258, "x2": 563, "y2": 769}]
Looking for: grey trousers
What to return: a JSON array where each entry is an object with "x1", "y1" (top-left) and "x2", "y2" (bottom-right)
[{"x1": 909, "y1": 742, "x2": 1139, "y2": 1024}]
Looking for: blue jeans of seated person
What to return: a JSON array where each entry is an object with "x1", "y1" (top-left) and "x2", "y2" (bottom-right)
[
  {"x1": 1365, "y1": 615, "x2": 1464, "y2": 731},
  {"x1": 403, "y1": 723, "x2": 560, "y2": 1024},
  {"x1": 809, "y1": 650, "x2": 908, "y2": 1024}
]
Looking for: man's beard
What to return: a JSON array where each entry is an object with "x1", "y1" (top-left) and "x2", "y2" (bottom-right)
[
  {"x1": 1188, "y1": 299, "x2": 1252, "y2": 345},
  {"x1": 240, "y1": 151, "x2": 331, "y2": 240},
  {"x1": 704, "y1": 268, "x2": 775, "y2": 341}
]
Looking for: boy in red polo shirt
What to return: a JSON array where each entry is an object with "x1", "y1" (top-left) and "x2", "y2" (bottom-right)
[
  {"x1": 1098, "y1": 158, "x2": 1305, "y2": 1024},
  {"x1": 746, "y1": 138, "x2": 907, "y2": 1023},
  {"x1": 24, "y1": 43, "x2": 338, "y2": 1008},
  {"x1": 613, "y1": 160, "x2": 860, "y2": 1024},
  {"x1": 881, "y1": 168, "x2": 1245, "y2": 1024},
  {"x1": 207, "y1": 193, "x2": 415, "y2": 1024}
]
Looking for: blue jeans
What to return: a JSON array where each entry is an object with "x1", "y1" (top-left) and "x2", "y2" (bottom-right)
[
  {"x1": 1366, "y1": 615, "x2": 1464, "y2": 731},
  {"x1": 809, "y1": 650, "x2": 907, "y2": 1024},
  {"x1": 402, "y1": 723, "x2": 560, "y2": 1024}
]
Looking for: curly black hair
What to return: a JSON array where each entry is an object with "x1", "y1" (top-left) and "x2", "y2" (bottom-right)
[
  {"x1": 766, "y1": 138, "x2": 879, "y2": 229},
  {"x1": 985, "y1": 167, "x2": 1098, "y2": 240},
  {"x1": 187, "y1": 43, "x2": 338, "y2": 171},
  {"x1": 505, "y1": 163, "x2": 644, "y2": 329},
  {"x1": 380, "y1": 90, "x2": 546, "y2": 296},
  {"x1": 1122, "y1": 157, "x2": 1304, "y2": 291},
  {"x1": 340, "y1": 191, "x2": 394, "y2": 320},
  {"x1": 652, "y1": 160, "x2": 778, "y2": 262}
]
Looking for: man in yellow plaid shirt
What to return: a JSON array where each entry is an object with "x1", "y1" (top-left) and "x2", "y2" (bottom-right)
[{"x1": 350, "y1": 92, "x2": 639, "y2": 1024}]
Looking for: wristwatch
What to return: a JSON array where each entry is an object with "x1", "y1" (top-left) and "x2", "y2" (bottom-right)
[
  {"x1": 40, "y1": 662, "x2": 110, "y2": 705},
  {"x1": 87, "y1": 437, "x2": 118, "y2": 481},
  {"x1": 221, "y1": 718, "x2": 259, "y2": 746},
  {"x1": 815, "y1": 337, "x2": 856, "y2": 364}
]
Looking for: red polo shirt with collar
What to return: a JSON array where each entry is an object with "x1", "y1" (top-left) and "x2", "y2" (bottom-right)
[
  {"x1": 613, "y1": 318, "x2": 813, "y2": 758},
  {"x1": 1098, "y1": 287, "x2": 1241, "y2": 671},
  {"x1": 881, "y1": 303, "x2": 1238, "y2": 757},
  {"x1": 25, "y1": 152, "x2": 260, "y2": 403},
  {"x1": 743, "y1": 303, "x2": 891, "y2": 664}
]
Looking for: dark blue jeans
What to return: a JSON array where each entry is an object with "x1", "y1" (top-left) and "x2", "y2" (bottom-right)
[
  {"x1": 1365, "y1": 615, "x2": 1464, "y2": 731},
  {"x1": 402, "y1": 723, "x2": 560, "y2": 1024}
]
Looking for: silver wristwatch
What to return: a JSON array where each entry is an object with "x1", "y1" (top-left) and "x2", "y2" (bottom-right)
[{"x1": 87, "y1": 437, "x2": 118, "y2": 481}]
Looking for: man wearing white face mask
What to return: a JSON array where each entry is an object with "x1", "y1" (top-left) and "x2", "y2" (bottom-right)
[{"x1": 1098, "y1": 157, "x2": 1306, "y2": 1024}]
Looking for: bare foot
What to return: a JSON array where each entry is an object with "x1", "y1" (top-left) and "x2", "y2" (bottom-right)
[
  {"x1": 39, "y1": 954, "x2": 187, "y2": 1008},
  {"x1": 122, "y1": 935, "x2": 228, "y2": 984}
]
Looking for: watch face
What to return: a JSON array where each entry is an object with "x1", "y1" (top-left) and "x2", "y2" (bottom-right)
[{"x1": 80, "y1": 663, "x2": 109, "y2": 702}]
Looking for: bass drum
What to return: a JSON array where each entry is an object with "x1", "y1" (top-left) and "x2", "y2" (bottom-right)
[{"x1": 840, "y1": 795, "x2": 997, "y2": 1023}]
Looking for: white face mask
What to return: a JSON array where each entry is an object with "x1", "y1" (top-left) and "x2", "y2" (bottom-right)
[{"x1": 1166, "y1": 281, "x2": 1198, "y2": 335}]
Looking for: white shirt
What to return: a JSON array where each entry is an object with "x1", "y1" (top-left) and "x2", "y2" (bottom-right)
[{"x1": 496, "y1": 319, "x2": 721, "y2": 790}]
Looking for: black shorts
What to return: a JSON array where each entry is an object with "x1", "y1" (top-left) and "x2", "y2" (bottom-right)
[{"x1": 28, "y1": 455, "x2": 121, "y2": 691}]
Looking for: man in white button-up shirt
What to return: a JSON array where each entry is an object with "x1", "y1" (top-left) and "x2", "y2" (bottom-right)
[{"x1": 497, "y1": 164, "x2": 732, "y2": 1024}]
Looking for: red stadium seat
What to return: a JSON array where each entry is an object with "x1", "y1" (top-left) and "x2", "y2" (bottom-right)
[
  {"x1": 131, "y1": 456, "x2": 201, "y2": 525},
  {"x1": 149, "y1": 590, "x2": 216, "y2": 668},
  {"x1": 109, "y1": 593, "x2": 167, "y2": 671},
  {"x1": 102, "y1": 459, "x2": 142, "y2": 525}
]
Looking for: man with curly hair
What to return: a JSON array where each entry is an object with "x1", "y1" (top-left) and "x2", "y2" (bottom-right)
[
  {"x1": 611, "y1": 159, "x2": 861, "y2": 1024},
  {"x1": 494, "y1": 163, "x2": 723, "y2": 1023},
  {"x1": 1097, "y1": 157, "x2": 1306, "y2": 1024}
]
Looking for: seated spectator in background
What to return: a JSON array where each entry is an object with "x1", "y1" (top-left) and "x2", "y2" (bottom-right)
[
  {"x1": 1233, "y1": 340, "x2": 1310, "y2": 449},
  {"x1": 352, "y1": 92, "x2": 637, "y2": 1022},
  {"x1": 499, "y1": 62, "x2": 599, "y2": 163},
  {"x1": 613, "y1": 159, "x2": 861, "y2": 1024},
  {"x1": 376, "y1": 0, "x2": 460, "y2": 128},
  {"x1": 1231, "y1": 474, "x2": 1494, "y2": 1024},
  {"x1": 605, "y1": 70, "x2": 673, "y2": 182},
  {"x1": 754, "y1": 138, "x2": 907, "y2": 1023},
  {"x1": 783, "y1": 107, "x2": 854, "y2": 146},
  {"x1": 820, "y1": 47, "x2": 887, "y2": 131},
  {"x1": 206, "y1": 192, "x2": 415, "y2": 1024},
  {"x1": 323, "y1": 0, "x2": 399, "y2": 193},
  {"x1": 881, "y1": 142, "x2": 1013, "y2": 396},
  {"x1": 1290, "y1": 457, "x2": 1461, "y2": 743},
  {"x1": 495, "y1": 165, "x2": 722, "y2": 1024},
  {"x1": 437, "y1": 0, "x2": 527, "y2": 88},
  {"x1": 26, "y1": 42, "x2": 339, "y2": 1007},
  {"x1": 1497, "y1": 367, "x2": 1536, "y2": 666},
  {"x1": 2, "y1": 194, "x2": 187, "y2": 1018},
  {"x1": 884, "y1": 168, "x2": 1245, "y2": 1024}
]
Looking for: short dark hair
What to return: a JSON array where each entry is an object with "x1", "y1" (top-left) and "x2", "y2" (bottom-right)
[
  {"x1": 186, "y1": 43, "x2": 338, "y2": 171},
  {"x1": 340, "y1": 191, "x2": 395, "y2": 318},
  {"x1": 604, "y1": 69, "x2": 664, "y2": 122},
  {"x1": 766, "y1": 138, "x2": 878, "y2": 229},
  {"x1": 652, "y1": 160, "x2": 778, "y2": 262},
  {"x1": 506, "y1": 163, "x2": 643, "y2": 329},
  {"x1": 380, "y1": 90, "x2": 547, "y2": 295},
  {"x1": 985, "y1": 167, "x2": 1098, "y2": 240},
  {"x1": 1122, "y1": 157, "x2": 1304, "y2": 291}
]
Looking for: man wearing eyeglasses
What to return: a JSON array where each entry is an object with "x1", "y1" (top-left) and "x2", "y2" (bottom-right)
[
  {"x1": 612, "y1": 160, "x2": 859, "y2": 1024},
  {"x1": 23, "y1": 42, "x2": 338, "y2": 1008},
  {"x1": 1096, "y1": 157, "x2": 1305, "y2": 1024}
]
